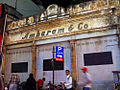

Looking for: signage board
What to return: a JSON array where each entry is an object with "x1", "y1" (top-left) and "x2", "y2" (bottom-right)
[{"x1": 56, "y1": 46, "x2": 64, "y2": 61}]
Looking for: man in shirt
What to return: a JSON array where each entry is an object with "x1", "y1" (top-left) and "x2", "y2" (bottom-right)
[
  {"x1": 80, "y1": 67, "x2": 92, "y2": 90},
  {"x1": 37, "y1": 77, "x2": 45, "y2": 90},
  {"x1": 62, "y1": 70, "x2": 72, "y2": 90}
]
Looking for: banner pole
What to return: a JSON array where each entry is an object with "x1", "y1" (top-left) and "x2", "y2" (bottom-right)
[
  {"x1": 0, "y1": 14, "x2": 8, "y2": 90},
  {"x1": 52, "y1": 46, "x2": 55, "y2": 85}
]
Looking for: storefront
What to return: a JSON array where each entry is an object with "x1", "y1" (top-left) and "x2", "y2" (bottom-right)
[{"x1": 3, "y1": 0, "x2": 120, "y2": 89}]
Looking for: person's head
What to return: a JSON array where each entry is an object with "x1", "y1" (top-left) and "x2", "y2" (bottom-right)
[
  {"x1": 4, "y1": 83, "x2": 7, "y2": 87},
  {"x1": 42, "y1": 77, "x2": 45, "y2": 81},
  {"x1": 29, "y1": 73, "x2": 33, "y2": 77},
  {"x1": 81, "y1": 67, "x2": 88, "y2": 73},
  {"x1": 65, "y1": 70, "x2": 70, "y2": 75}
]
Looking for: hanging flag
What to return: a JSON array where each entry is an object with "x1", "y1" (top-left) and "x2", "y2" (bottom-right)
[
  {"x1": 0, "y1": 4, "x2": 5, "y2": 90},
  {"x1": 0, "y1": 3, "x2": 5, "y2": 68},
  {"x1": 0, "y1": 4, "x2": 2, "y2": 17},
  {"x1": 0, "y1": 4, "x2": 5, "y2": 53}
]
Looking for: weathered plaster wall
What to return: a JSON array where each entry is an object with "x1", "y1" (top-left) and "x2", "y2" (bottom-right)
[
  {"x1": 4, "y1": 47, "x2": 32, "y2": 83},
  {"x1": 36, "y1": 41, "x2": 71, "y2": 86},
  {"x1": 76, "y1": 35, "x2": 120, "y2": 90}
]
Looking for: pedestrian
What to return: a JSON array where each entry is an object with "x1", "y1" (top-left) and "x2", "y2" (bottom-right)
[
  {"x1": 37, "y1": 77, "x2": 46, "y2": 90},
  {"x1": 25, "y1": 73, "x2": 36, "y2": 90},
  {"x1": 61, "y1": 70, "x2": 72, "y2": 90},
  {"x1": 80, "y1": 67, "x2": 92, "y2": 90},
  {"x1": 9, "y1": 74, "x2": 20, "y2": 90}
]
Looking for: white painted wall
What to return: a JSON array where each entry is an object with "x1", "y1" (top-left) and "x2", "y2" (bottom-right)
[
  {"x1": 4, "y1": 32, "x2": 120, "y2": 89},
  {"x1": 5, "y1": 47, "x2": 32, "y2": 83},
  {"x1": 76, "y1": 35, "x2": 120, "y2": 90},
  {"x1": 36, "y1": 41, "x2": 71, "y2": 86}
]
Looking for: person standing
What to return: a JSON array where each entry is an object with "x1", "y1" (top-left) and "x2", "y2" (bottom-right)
[
  {"x1": 36, "y1": 77, "x2": 45, "y2": 90},
  {"x1": 80, "y1": 67, "x2": 92, "y2": 90},
  {"x1": 61, "y1": 70, "x2": 72, "y2": 90},
  {"x1": 25, "y1": 73, "x2": 36, "y2": 90},
  {"x1": 9, "y1": 74, "x2": 20, "y2": 90}
]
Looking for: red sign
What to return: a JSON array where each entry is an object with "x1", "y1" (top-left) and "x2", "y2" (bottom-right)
[{"x1": 55, "y1": 58, "x2": 64, "y2": 61}]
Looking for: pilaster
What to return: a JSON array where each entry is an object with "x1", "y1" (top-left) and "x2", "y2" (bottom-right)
[
  {"x1": 31, "y1": 41, "x2": 36, "y2": 78},
  {"x1": 1, "y1": 47, "x2": 7, "y2": 74},
  {"x1": 69, "y1": 39, "x2": 77, "y2": 89}
]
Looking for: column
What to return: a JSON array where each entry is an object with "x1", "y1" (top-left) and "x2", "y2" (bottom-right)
[
  {"x1": 117, "y1": 26, "x2": 120, "y2": 47},
  {"x1": 31, "y1": 43, "x2": 36, "y2": 78},
  {"x1": 1, "y1": 46, "x2": 7, "y2": 85},
  {"x1": 1, "y1": 47, "x2": 7, "y2": 74},
  {"x1": 69, "y1": 39, "x2": 77, "y2": 89}
]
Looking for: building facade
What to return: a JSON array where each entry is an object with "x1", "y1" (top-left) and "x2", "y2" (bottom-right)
[{"x1": 3, "y1": 0, "x2": 120, "y2": 89}]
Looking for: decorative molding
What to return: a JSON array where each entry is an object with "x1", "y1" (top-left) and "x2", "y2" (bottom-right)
[
  {"x1": 47, "y1": 4, "x2": 59, "y2": 16},
  {"x1": 76, "y1": 38, "x2": 118, "y2": 46},
  {"x1": 5, "y1": 25, "x2": 117, "y2": 46},
  {"x1": 7, "y1": 15, "x2": 117, "y2": 43},
  {"x1": 6, "y1": 46, "x2": 32, "y2": 53},
  {"x1": 7, "y1": 0, "x2": 120, "y2": 30}
]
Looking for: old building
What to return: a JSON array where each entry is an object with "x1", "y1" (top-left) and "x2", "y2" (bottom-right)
[{"x1": 2, "y1": 0, "x2": 120, "y2": 89}]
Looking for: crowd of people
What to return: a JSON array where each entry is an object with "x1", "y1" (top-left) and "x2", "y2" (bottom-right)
[
  {"x1": 3, "y1": 73, "x2": 46, "y2": 90},
  {"x1": 2, "y1": 67, "x2": 92, "y2": 90}
]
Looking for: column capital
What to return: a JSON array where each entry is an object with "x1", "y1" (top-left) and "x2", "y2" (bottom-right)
[{"x1": 69, "y1": 39, "x2": 76, "y2": 44}]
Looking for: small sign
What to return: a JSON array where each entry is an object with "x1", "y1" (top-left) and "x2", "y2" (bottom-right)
[
  {"x1": 55, "y1": 58, "x2": 63, "y2": 61},
  {"x1": 56, "y1": 46, "x2": 64, "y2": 61}
]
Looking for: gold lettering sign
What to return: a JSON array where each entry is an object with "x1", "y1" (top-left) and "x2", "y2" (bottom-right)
[{"x1": 21, "y1": 22, "x2": 89, "y2": 40}]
